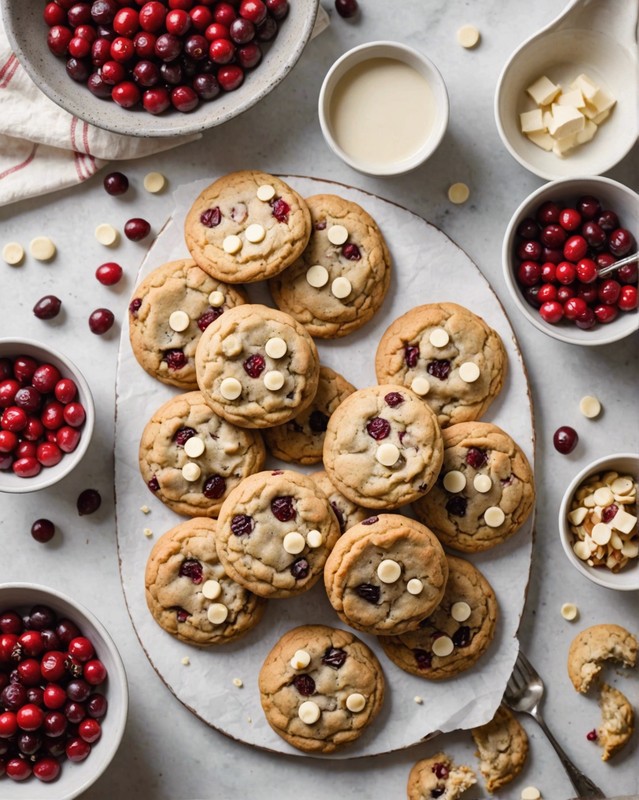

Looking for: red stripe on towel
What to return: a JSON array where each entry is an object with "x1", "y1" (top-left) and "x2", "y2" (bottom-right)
[{"x1": 0, "y1": 143, "x2": 38, "y2": 181}]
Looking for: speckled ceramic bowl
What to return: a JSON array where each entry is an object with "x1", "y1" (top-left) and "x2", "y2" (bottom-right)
[{"x1": 0, "y1": 0, "x2": 319, "y2": 137}]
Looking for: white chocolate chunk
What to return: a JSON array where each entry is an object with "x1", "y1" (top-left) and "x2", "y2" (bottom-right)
[
  {"x1": 376, "y1": 443, "x2": 400, "y2": 467},
  {"x1": 568, "y1": 506, "x2": 588, "y2": 526},
  {"x1": 593, "y1": 487, "x2": 614, "y2": 507},
  {"x1": 473, "y1": 474, "x2": 492, "y2": 493},
  {"x1": 548, "y1": 103, "x2": 585, "y2": 139},
  {"x1": 331, "y1": 276, "x2": 352, "y2": 299},
  {"x1": 571, "y1": 73, "x2": 599, "y2": 101},
  {"x1": 612, "y1": 509, "x2": 637, "y2": 535},
  {"x1": 222, "y1": 335, "x2": 242, "y2": 357},
  {"x1": 414, "y1": 696, "x2": 423, "y2": 704},
  {"x1": 573, "y1": 540, "x2": 590, "y2": 560},
  {"x1": 208, "y1": 290, "x2": 225, "y2": 307},
  {"x1": 589, "y1": 86, "x2": 616, "y2": 114},
  {"x1": 591, "y1": 522, "x2": 612, "y2": 545},
  {"x1": 520, "y1": 108, "x2": 545, "y2": 133},
  {"x1": 306, "y1": 530, "x2": 323, "y2": 548},
  {"x1": 527, "y1": 131, "x2": 555, "y2": 151},
  {"x1": 143, "y1": 527, "x2": 153, "y2": 537},
  {"x1": 484, "y1": 506, "x2": 505, "y2": 527},
  {"x1": 265, "y1": 337, "x2": 287, "y2": 359},
  {"x1": 611, "y1": 477, "x2": 633, "y2": 495},
  {"x1": 459, "y1": 362, "x2": 480, "y2": 383},
  {"x1": 298, "y1": 701, "x2": 321, "y2": 724},
  {"x1": 290, "y1": 649, "x2": 311, "y2": 670},
  {"x1": 561, "y1": 602, "x2": 578, "y2": 621},
  {"x1": 410, "y1": 377, "x2": 430, "y2": 396},
  {"x1": 220, "y1": 377, "x2": 242, "y2": 400},
  {"x1": 2, "y1": 242, "x2": 24, "y2": 265},
  {"x1": 232, "y1": 677, "x2": 243, "y2": 688},
  {"x1": 576, "y1": 120, "x2": 598, "y2": 145},
  {"x1": 207, "y1": 603, "x2": 228, "y2": 625},
  {"x1": 264, "y1": 370, "x2": 284, "y2": 391},
  {"x1": 143, "y1": 171, "x2": 166, "y2": 193},
  {"x1": 527, "y1": 75, "x2": 561, "y2": 106},
  {"x1": 283, "y1": 531, "x2": 305, "y2": 555},
  {"x1": 169, "y1": 310, "x2": 190, "y2": 332},
  {"x1": 621, "y1": 541, "x2": 639, "y2": 558},
  {"x1": 432, "y1": 635, "x2": 454, "y2": 657},
  {"x1": 579, "y1": 395, "x2": 601, "y2": 418},
  {"x1": 521, "y1": 787, "x2": 542, "y2": 800},
  {"x1": 223, "y1": 234, "x2": 242, "y2": 254},
  {"x1": 306, "y1": 264, "x2": 329, "y2": 288},
  {"x1": 346, "y1": 693, "x2": 366, "y2": 712},
  {"x1": 184, "y1": 436, "x2": 205, "y2": 458},
  {"x1": 591, "y1": 108, "x2": 610, "y2": 125},
  {"x1": 443, "y1": 470, "x2": 466, "y2": 493},
  {"x1": 451, "y1": 601, "x2": 471, "y2": 622},
  {"x1": 327, "y1": 224, "x2": 348, "y2": 245},
  {"x1": 552, "y1": 134, "x2": 578, "y2": 156},
  {"x1": 429, "y1": 328, "x2": 450, "y2": 347},
  {"x1": 407, "y1": 578, "x2": 423, "y2": 595},
  {"x1": 377, "y1": 559, "x2": 401, "y2": 583},
  {"x1": 181, "y1": 656, "x2": 190, "y2": 666},
  {"x1": 256, "y1": 184, "x2": 275, "y2": 202},
  {"x1": 202, "y1": 579, "x2": 221, "y2": 600},
  {"x1": 140, "y1": 505, "x2": 150, "y2": 514},
  {"x1": 94, "y1": 224, "x2": 118, "y2": 247},
  {"x1": 245, "y1": 223, "x2": 265, "y2": 243},
  {"x1": 610, "y1": 532, "x2": 624, "y2": 550},
  {"x1": 557, "y1": 88, "x2": 585, "y2": 108},
  {"x1": 456, "y1": 24, "x2": 480, "y2": 48},
  {"x1": 181, "y1": 462, "x2": 201, "y2": 482},
  {"x1": 447, "y1": 182, "x2": 470, "y2": 204}
]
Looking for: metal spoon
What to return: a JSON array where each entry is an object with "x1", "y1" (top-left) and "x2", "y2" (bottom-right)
[{"x1": 597, "y1": 251, "x2": 638, "y2": 278}]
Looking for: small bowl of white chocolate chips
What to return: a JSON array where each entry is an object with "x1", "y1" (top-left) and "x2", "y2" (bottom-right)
[{"x1": 559, "y1": 453, "x2": 638, "y2": 591}]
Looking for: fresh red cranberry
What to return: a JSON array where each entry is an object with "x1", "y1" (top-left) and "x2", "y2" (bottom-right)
[
  {"x1": 577, "y1": 282, "x2": 598, "y2": 304},
  {"x1": 214, "y1": 2, "x2": 237, "y2": 25},
  {"x1": 44, "y1": 2, "x2": 67, "y2": 26},
  {"x1": 255, "y1": 16, "x2": 277, "y2": 41},
  {"x1": 42, "y1": 710, "x2": 67, "y2": 738},
  {"x1": 517, "y1": 260, "x2": 541, "y2": 286},
  {"x1": 68, "y1": 637, "x2": 95, "y2": 663},
  {"x1": 17, "y1": 730, "x2": 42, "y2": 755},
  {"x1": 84, "y1": 659, "x2": 107, "y2": 686},
  {"x1": 608, "y1": 228, "x2": 635, "y2": 257},
  {"x1": 205, "y1": 22, "x2": 230, "y2": 40},
  {"x1": 87, "y1": 693, "x2": 108, "y2": 718},
  {"x1": 581, "y1": 221, "x2": 606, "y2": 249},
  {"x1": 92, "y1": 37, "x2": 112, "y2": 65},
  {"x1": 596, "y1": 210, "x2": 619, "y2": 232},
  {"x1": 335, "y1": 0, "x2": 359, "y2": 17},
  {"x1": 577, "y1": 195, "x2": 601, "y2": 220},
  {"x1": 101, "y1": 59, "x2": 127, "y2": 84},
  {"x1": 563, "y1": 235, "x2": 588, "y2": 262},
  {"x1": 55, "y1": 619, "x2": 81, "y2": 646},
  {"x1": 618, "y1": 285, "x2": 638, "y2": 311},
  {"x1": 171, "y1": 84, "x2": 199, "y2": 111},
  {"x1": 555, "y1": 261, "x2": 576, "y2": 285},
  {"x1": 40, "y1": 651, "x2": 67, "y2": 682},
  {"x1": 124, "y1": 217, "x2": 151, "y2": 241},
  {"x1": 134, "y1": 30, "x2": 157, "y2": 58},
  {"x1": 113, "y1": 7, "x2": 140, "y2": 36},
  {"x1": 230, "y1": 17, "x2": 255, "y2": 43},
  {"x1": 556, "y1": 285, "x2": 574, "y2": 304},
  {"x1": 89, "y1": 307, "x2": 115, "y2": 334},
  {"x1": 139, "y1": 1, "x2": 166, "y2": 31},
  {"x1": 77, "y1": 488, "x2": 102, "y2": 515},
  {"x1": 166, "y1": 8, "x2": 192, "y2": 35},
  {"x1": 0, "y1": 430, "x2": 17, "y2": 452},
  {"x1": 231, "y1": 514, "x2": 254, "y2": 536},
  {"x1": 366, "y1": 417, "x2": 391, "y2": 440},
  {"x1": 544, "y1": 244, "x2": 567, "y2": 264},
  {"x1": 103, "y1": 171, "x2": 129, "y2": 195},
  {"x1": 558, "y1": 208, "x2": 581, "y2": 231},
  {"x1": 517, "y1": 218, "x2": 539, "y2": 239},
  {"x1": 33, "y1": 364, "x2": 61, "y2": 394},
  {"x1": 617, "y1": 262, "x2": 637, "y2": 285},
  {"x1": 16, "y1": 440, "x2": 37, "y2": 460},
  {"x1": 537, "y1": 201, "x2": 560, "y2": 225},
  {"x1": 202, "y1": 474, "x2": 226, "y2": 499},
  {"x1": 33, "y1": 756, "x2": 61, "y2": 783},
  {"x1": 13, "y1": 358, "x2": 39, "y2": 385},
  {"x1": 217, "y1": 64, "x2": 244, "y2": 91},
  {"x1": 18, "y1": 630, "x2": 44, "y2": 657},
  {"x1": 356, "y1": 583, "x2": 380, "y2": 604},
  {"x1": 37, "y1": 441, "x2": 64, "y2": 467},
  {"x1": 563, "y1": 297, "x2": 587, "y2": 321},
  {"x1": 112, "y1": 80, "x2": 141, "y2": 107},
  {"x1": 48, "y1": 25, "x2": 73, "y2": 56},
  {"x1": 16, "y1": 704, "x2": 44, "y2": 731},
  {"x1": 575, "y1": 258, "x2": 598, "y2": 284},
  {"x1": 143, "y1": 86, "x2": 171, "y2": 114},
  {"x1": 290, "y1": 557, "x2": 309, "y2": 579},
  {"x1": 445, "y1": 496, "x2": 467, "y2": 517},
  {"x1": 64, "y1": 699, "x2": 86, "y2": 723},
  {"x1": 41, "y1": 401, "x2": 64, "y2": 430},
  {"x1": 69, "y1": 35, "x2": 92, "y2": 58},
  {"x1": 2, "y1": 406, "x2": 28, "y2": 431},
  {"x1": 597, "y1": 279, "x2": 621, "y2": 305},
  {"x1": 33, "y1": 295, "x2": 62, "y2": 320},
  {"x1": 12, "y1": 457, "x2": 41, "y2": 477},
  {"x1": 155, "y1": 31, "x2": 183, "y2": 61},
  {"x1": 5, "y1": 756, "x2": 31, "y2": 781},
  {"x1": 66, "y1": 736, "x2": 91, "y2": 762},
  {"x1": 239, "y1": 0, "x2": 267, "y2": 24},
  {"x1": 426, "y1": 360, "x2": 451, "y2": 380},
  {"x1": 67, "y1": 679, "x2": 91, "y2": 703},
  {"x1": 553, "y1": 426, "x2": 578, "y2": 454},
  {"x1": 209, "y1": 36, "x2": 235, "y2": 62},
  {"x1": 537, "y1": 284, "x2": 557, "y2": 303},
  {"x1": 62, "y1": 402, "x2": 86, "y2": 428},
  {"x1": 95, "y1": 261, "x2": 123, "y2": 286},
  {"x1": 78, "y1": 717, "x2": 101, "y2": 743},
  {"x1": 1, "y1": 683, "x2": 27, "y2": 711},
  {"x1": 540, "y1": 224, "x2": 566, "y2": 249},
  {"x1": 594, "y1": 304, "x2": 618, "y2": 324},
  {"x1": 43, "y1": 684, "x2": 67, "y2": 710},
  {"x1": 0, "y1": 612, "x2": 22, "y2": 635},
  {"x1": 190, "y1": 5, "x2": 214, "y2": 30},
  {"x1": 539, "y1": 300, "x2": 563, "y2": 324},
  {"x1": 266, "y1": 0, "x2": 288, "y2": 18},
  {"x1": 14, "y1": 386, "x2": 43, "y2": 413},
  {"x1": 0, "y1": 379, "x2": 20, "y2": 407},
  {"x1": 0, "y1": 710, "x2": 18, "y2": 738},
  {"x1": 110, "y1": 35, "x2": 136, "y2": 62},
  {"x1": 184, "y1": 33, "x2": 208, "y2": 59},
  {"x1": 57, "y1": 426, "x2": 81, "y2": 452}
]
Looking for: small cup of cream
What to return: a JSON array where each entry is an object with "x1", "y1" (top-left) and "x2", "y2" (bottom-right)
[{"x1": 318, "y1": 41, "x2": 449, "y2": 176}]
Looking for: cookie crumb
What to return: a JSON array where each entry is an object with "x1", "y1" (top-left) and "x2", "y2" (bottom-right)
[
  {"x1": 521, "y1": 788, "x2": 541, "y2": 800},
  {"x1": 232, "y1": 677, "x2": 243, "y2": 688},
  {"x1": 414, "y1": 695, "x2": 423, "y2": 705},
  {"x1": 561, "y1": 602, "x2": 578, "y2": 621},
  {"x1": 143, "y1": 527, "x2": 153, "y2": 537},
  {"x1": 140, "y1": 505, "x2": 151, "y2": 514},
  {"x1": 247, "y1": 716, "x2": 253, "y2": 724},
  {"x1": 181, "y1": 656, "x2": 190, "y2": 666}
]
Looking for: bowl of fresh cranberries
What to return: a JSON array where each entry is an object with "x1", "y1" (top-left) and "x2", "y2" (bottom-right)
[
  {"x1": 1, "y1": 0, "x2": 319, "y2": 137},
  {"x1": 0, "y1": 340, "x2": 95, "y2": 494},
  {"x1": 0, "y1": 583, "x2": 128, "y2": 797},
  {"x1": 503, "y1": 176, "x2": 639, "y2": 346}
]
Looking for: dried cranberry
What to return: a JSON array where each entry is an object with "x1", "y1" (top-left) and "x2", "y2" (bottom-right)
[
  {"x1": 427, "y1": 360, "x2": 451, "y2": 381},
  {"x1": 164, "y1": 349, "x2": 187, "y2": 370},
  {"x1": 200, "y1": 206, "x2": 221, "y2": 227},
  {"x1": 404, "y1": 344, "x2": 419, "y2": 368},
  {"x1": 308, "y1": 410, "x2": 329, "y2": 433},
  {"x1": 601, "y1": 504, "x2": 618, "y2": 523},
  {"x1": 271, "y1": 496, "x2": 295, "y2": 521},
  {"x1": 414, "y1": 649, "x2": 432, "y2": 670},
  {"x1": 384, "y1": 392, "x2": 404, "y2": 407},
  {"x1": 290, "y1": 558, "x2": 310, "y2": 579},
  {"x1": 243, "y1": 353, "x2": 265, "y2": 378},
  {"x1": 292, "y1": 674, "x2": 315, "y2": 696},
  {"x1": 314, "y1": 219, "x2": 326, "y2": 230},
  {"x1": 179, "y1": 559, "x2": 203, "y2": 584},
  {"x1": 271, "y1": 197, "x2": 289, "y2": 222},
  {"x1": 431, "y1": 790, "x2": 445, "y2": 799},
  {"x1": 366, "y1": 417, "x2": 390, "y2": 440},
  {"x1": 432, "y1": 762, "x2": 449, "y2": 780},
  {"x1": 203, "y1": 475, "x2": 226, "y2": 499},
  {"x1": 356, "y1": 583, "x2": 380, "y2": 604},
  {"x1": 586, "y1": 729, "x2": 598, "y2": 741},
  {"x1": 129, "y1": 298, "x2": 142, "y2": 315},
  {"x1": 466, "y1": 447, "x2": 488, "y2": 469},
  {"x1": 322, "y1": 647, "x2": 347, "y2": 669},
  {"x1": 452, "y1": 626, "x2": 471, "y2": 648},
  {"x1": 148, "y1": 476, "x2": 159, "y2": 492},
  {"x1": 174, "y1": 608, "x2": 189, "y2": 623},
  {"x1": 330, "y1": 501, "x2": 346, "y2": 533},
  {"x1": 197, "y1": 307, "x2": 222, "y2": 331},
  {"x1": 231, "y1": 514, "x2": 254, "y2": 536},
  {"x1": 174, "y1": 427, "x2": 196, "y2": 446},
  {"x1": 342, "y1": 243, "x2": 361, "y2": 260},
  {"x1": 361, "y1": 516, "x2": 378, "y2": 525},
  {"x1": 446, "y1": 496, "x2": 467, "y2": 517}
]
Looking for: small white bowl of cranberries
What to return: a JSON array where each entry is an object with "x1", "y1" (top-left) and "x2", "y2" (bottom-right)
[
  {"x1": 0, "y1": 340, "x2": 95, "y2": 494},
  {"x1": 0, "y1": 583, "x2": 128, "y2": 797},
  {"x1": 503, "y1": 176, "x2": 639, "y2": 346}
]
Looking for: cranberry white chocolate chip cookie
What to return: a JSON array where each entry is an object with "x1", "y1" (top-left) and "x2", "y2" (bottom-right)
[
  {"x1": 128, "y1": 259, "x2": 247, "y2": 389},
  {"x1": 597, "y1": 683, "x2": 635, "y2": 761},
  {"x1": 269, "y1": 194, "x2": 392, "y2": 338},
  {"x1": 263, "y1": 366, "x2": 356, "y2": 464},
  {"x1": 184, "y1": 171, "x2": 311, "y2": 284},
  {"x1": 407, "y1": 752, "x2": 477, "y2": 800},
  {"x1": 322, "y1": 385, "x2": 444, "y2": 510},
  {"x1": 324, "y1": 514, "x2": 448, "y2": 636},
  {"x1": 258, "y1": 624, "x2": 385, "y2": 753},
  {"x1": 471, "y1": 706, "x2": 529, "y2": 793},
  {"x1": 412, "y1": 422, "x2": 535, "y2": 553},
  {"x1": 145, "y1": 518, "x2": 266, "y2": 646},
  {"x1": 567, "y1": 624, "x2": 637, "y2": 693},
  {"x1": 215, "y1": 470, "x2": 340, "y2": 598},
  {"x1": 379, "y1": 556, "x2": 498, "y2": 679},
  {"x1": 310, "y1": 471, "x2": 373, "y2": 534},
  {"x1": 375, "y1": 303, "x2": 507, "y2": 428},
  {"x1": 195, "y1": 304, "x2": 320, "y2": 429},
  {"x1": 138, "y1": 391, "x2": 266, "y2": 518}
]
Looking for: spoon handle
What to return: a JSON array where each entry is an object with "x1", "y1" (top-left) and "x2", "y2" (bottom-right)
[{"x1": 597, "y1": 251, "x2": 638, "y2": 278}]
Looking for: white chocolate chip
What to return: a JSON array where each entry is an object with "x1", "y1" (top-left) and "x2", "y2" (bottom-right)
[
  {"x1": 376, "y1": 442, "x2": 400, "y2": 467},
  {"x1": 140, "y1": 505, "x2": 150, "y2": 514},
  {"x1": 414, "y1": 696, "x2": 423, "y2": 705},
  {"x1": 621, "y1": 541, "x2": 639, "y2": 558},
  {"x1": 521, "y1": 788, "x2": 541, "y2": 800},
  {"x1": 245, "y1": 223, "x2": 265, "y2": 243},
  {"x1": 290, "y1": 649, "x2": 311, "y2": 670},
  {"x1": 208, "y1": 290, "x2": 225, "y2": 307},
  {"x1": 331, "y1": 276, "x2": 352, "y2": 299},
  {"x1": 306, "y1": 264, "x2": 329, "y2": 288},
  {"x1": 222, "y1": 335, "x2": 243, "y2": 357},
  {"x1": 473, "y1": 474, "x2": 492, "y2": 493},
  {"x1": 443, "y1": 470, "x2": 466, "y2": 493},
  {"x1": 593, "y1": 486, "x2": 614, "y2": 506},
  {"x1": 181, "y1": 656, "x2": 190, "y2": 666},
  {"x1": 591, "y1": 522, "x2": 612, "y2": 545},
  {"x1": 568, "y1": 506, "x2": 588, "y2": 525},
  {"x1": 184, "y1": 436, "x2": 205, "y2": 458},
  {"x1": 181, "y1": 462, "x2": 201, "y2": 482},
  {"x1": 283, "y1": 531, "x2": 305, "y2": 555},
  {"x1": 2, "y1": 242, "x2": 24, "y2": 266},
  {"x1": 207, "y1": 603, "x2": 228, "y2": 625},
  {"x1": 143, "y1": 527, "x2": 153, "y2": 537},
  {"x1": 573, "y1": 540, "x2": 590, "y2": 560},
  {"x1": 256, "y1": 184, "x2": 275, "y2": 202},
  {"x1": 407, "y1": 578, "x2": 423, "y2": 595},
  {"x1": 265, "y1": 337, "x2": 287, "y2": 359},
  {"x1": 459, "y1": 361, "x2": 480, "y2": 383},
  {"x1": 579, "y1": 395, "x2": 601, "y2": 418},
  {"x1": 377, "y1": 559, "x2": 401, "y2": 583},
  {"x1": 327, "y1": 224, "x2": 348, "y2": 245},
  {"x1": 223, "y1": 234, "x2": 242, "y2": 254},
  {"x1": 220, "y1": 377, "x2": 242, "y2": 400},
  {"x1": 30, "y1": 236, "x2": 57, "y2": 260},
  {"x1": 432, "y1": 635, "x2": 454, "y2": 657},
  {"x1": 143, "y1": 171, "x2": 166, "y2": 193},
  {"x1": 612, "y1": 509, "x2": 637, "y2": 534},
  {"x1": 451, "y1": 601, "x2": 472, "y2": 622},
  {"x1": 611, "y1": 477, "x2": 633, "y2": 495},
  {"x1": 610, "y1": 532, "x2": 624, "y2": 550},
  {"x1": 232, "y1": 677, "x2": 243, "y2": 688},
  {"x1": 298, "y1": 700, "x2": 321, "y2": 725},
  {"x1": 264, "y1": 370, "x2": 284, "y2": 391},
  {"x1": 484, "y1": 506, "x2": 505, "y2": 527},
  {"x1": 169, "y1": 310, "x2": 190, "y2": 332},
  {"x1": 410, "y1": 376, "x2": 430, "y2": 396},
  {"x1": 583, "y1": 493, "x2": 596, "y2": 508},
  {"x1": 306, "y1": 529, "x2": 323, "y2": 548},
  {"x1": 346, "y1": 693, "x2": 366, "y2": 712},
  {"x1": 202, "y1": 579, "x2": 221, "y2": 600},
  {"x1": 560, "y1": 602, "x2": 578, "y2": 621},
  {"x1": 94, "y1": 224, "x2": 118, "y2": 247},
  {"x1": 429, "y1": 328, "x2": 450, "y2": 347},
  {"x1": 448, "y1": 182, "x2": 471, "y2": 204},
  {"x1": 457, "y1": 24, "x2": 480, "y2": 48}
]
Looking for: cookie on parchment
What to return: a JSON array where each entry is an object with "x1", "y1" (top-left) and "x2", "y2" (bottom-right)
[
  {"x1": 322, "y1": 384, "x2": 444, "y2": 510},
  {"x1": 412, "y1": 422, "x2": 535, "y2": 553},
  {"x1": 567, "y1": 623, "x2": 637, "y2": 693},
  {"x1": 324, "y1": 514, "x2": 448, "y2": 636},
  {"x1": 310, "y1": 471, "x2": 372, "y2": 534},
  {"x1": 195, "y1": 304, "x2": 320, "y2": 429},
  {"x1": 471, "y1": 706, "x2": 528, "y2": 793},
  {"x1": 598, "y1": 683, "x2": 635, "y2": 761},
  {"x1": 269, "y1": 193, "x2": 392, "y2": 338},
  {"x1": 258, "y1": 624, "x2": 385, "y2": 753},
  {"x1": 263, "y1": 365, "x2": 356, "y2": 464},
  {"x1": 215, "y1": 469, "x2": 340, "y2": 598},
  {"x1": 375, "y1": 303, "x2": 507, "y2": 428},
  {"x1": 128, "y1": 259, "x2": 247, "y2": 389},
  {"x1": 379, "y1": 556, "x2": 498, "y2": 679},
  {"x1": 139, "y1": 391, "x2": 266, "y2": 518},
  {"x1": 407, "y1": 752, "x2": 477, "y2": 800},
  {"x1": 184, "y1": 171, "x2": 311, "y2": 283},
  {"x1": 145, "y1": 517, "x2": 266, "y2": 646}
]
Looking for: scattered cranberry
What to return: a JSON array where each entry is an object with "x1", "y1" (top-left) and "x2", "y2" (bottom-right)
[
  {"x1": 553, "y1": 426, "x2": 578, "y2": 454},
  {"x1": 31, "y1": 519, "x2": 56, "y2": 543},
  {"x1": 124, "y1": 217, "x2": 151, "y2": 241},
  {"x1": 89, "y1": 308, "x2": 115, "y2": 335},
  {"x1": 96, "y1": 262, "x2": 123, "y2": 285},
  {"x1": 103, "y1": 171, "x2": 129, "y2": 195},
  {"x1": 586, "y1": 728, "x2": 598, "y2": 741},
  {"x1": 335, "y1": 0, "x2": 359, "y2": 17},
  {"x1": 76, "y1": 489, "x2": 102, "y2": 516},
  {"x1": 33, "y1": 296, "x2": 62, "y2": 320}
]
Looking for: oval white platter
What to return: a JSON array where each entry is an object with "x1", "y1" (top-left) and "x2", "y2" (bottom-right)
[{"x1": 115, "y1": 176, "x2": 534, "y2": 758}]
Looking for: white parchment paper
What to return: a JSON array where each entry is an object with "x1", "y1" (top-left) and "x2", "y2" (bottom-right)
[{"x1": 114, "y1": 176, "x2": 535, "y2": 758}]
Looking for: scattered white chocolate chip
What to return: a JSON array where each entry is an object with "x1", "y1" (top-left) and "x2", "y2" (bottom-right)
[
  {"x1": 265, "y1": 337, "x2": 287, "y2": 359},
  {"x1": 222, "y1": 234, "x2": 242, "y2": 254},
  {"x1": 140, "y1": 505, "x2": 150, "y2": 514},
  {"x1": 94, "y1": 224, "x2": 118, "y2": 247},
  {"x1": 208, "y1": 290, "x2": 225, "y2": 307},
  {"x1": 560, "y1": 602, "x2": 579, "y2": 621},
  {"x1": 456, "y1": 24, "x2": 480, "y2": 48},
  {"x1": 207, "y1": 603, "x2": 228, "y2": 625},
  {"x1": 181, "y1": 462, "x2": 201, "y2": 482},
  {"x1": 429, "y1": 328, "x2": 450, "y2": 347},
  {"x1": 169, "y1": 310, "x2": 190, "y2": 332},
  {"x1": 407, "y1": 579, "x2": 423, "y2": 595},
  {"x1": 377, "y1": 559, "x2": 401, "y2": 584},
  {"x1": 331, "y1": 276, "x2": 352, "y2": 299},
  {"x1": 232, "y1": 677, "x2": 243, "y2": 688},
  {"x1": 256, "y1": 184, "x2": 275, "y2": 202},
  {"x1": 181, "y1": 656, "x2": 190, "y2": 666},
  {"x1": 451, "y1": 601, "x2": 472, "y2": 622},
  {"x1": 521, "y1": 787, "x2": 541, "y2": 800},
  {"x1": 306, "y1": 264, "x2": 329, "y2": 288},
  {"x1": 376, "y1": 442, "x2": 400, "y2": 467},
  {"x1": 30, "y1": 236, "x2": 57, "y2": 260},
  {"x1": 484, "y1": 506, "x2": 505, "y2": 527},
  {"x1": 346, "y1": 693, "x2": 366, "y2": 713},
  {"x1": 443, "y1": 470, "x2": 466, "y2": 493},
  {"x1": 298, "y1": 700, "x2": 321, "y2": 725},
  {"x1": 202, "y1": 580, "x2": 222, "y2": 600},
  {"x1": 143, "y1": 171, "x2": 166, "y2": 193},
  {"x1": 2, "y1": 242, "x2": 24, "y2": 266},
  {"x1": 448, "y1": 182, "x2": 471, "y2": 204},
  {"x1": 264, "y1": 370, "x2": 284, "y2": 391},
  {"x1": 459, "y1": 361, "x2": 480, "y2": 383},
  {"x1": 327, "y1": 224, "x2": 348, "y2": 245},
  {"x1": 473, "y1": 474, "x2": 492, "y2": 493},
  {"x1": 143, "y1": 527, "x2": 153, "y2": 538},
  {"x1": 579, "y1": 395, "x2": 601, "y2": 418},
  {"x1": 245, "y1": 223, "x2": 266, "y2": 243},
  {"x1": 432, "y1": 635, "x2": 454, "y2": 657},
  {"x1": 410, "y1": 376, "x2": 430, "y2": 396},
  {"x1": 290, "y1": 649, "x2": 311, "y2": 670},
  {"x1": 414, "y1": 696, "x2": 423, "y2": 705},
  {"x1": 222, "y1": 335, "x2": 243, "y2": 357},
  {"x1": 306, "y1": 529, "x2": 323, "y2": 548},
  {"x1": 568, "y1": 506, "x2": 588, "y2": 525},
  {"x1": 283, "y1": 531, "x2": 305, "y2": 555},
  {"x1": 184, "y1": 436, "x2": 205, "y2": 458},
  {"x1": 220, "y1": 377, "x2": 242, "y2": 400},
  {"x1": 573, "y1": 540, "x2": 590, "y2": 560}
]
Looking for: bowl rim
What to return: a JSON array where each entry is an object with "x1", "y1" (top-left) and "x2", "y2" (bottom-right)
[
  {"x1": 0, "y1": 337, "x2": 95, "y2": 494},
  {"x1": 318, "y1": 40, "x2": 449, "y2": 176},
  {"x1": 557, "y1": 452, "x2": 639, "y2": 591},
  {"x1": 501, "y1": 175, "x2": 639, "y2": 347}
]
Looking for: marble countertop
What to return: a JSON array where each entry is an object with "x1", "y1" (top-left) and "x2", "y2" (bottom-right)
[{"x1": 1, "y1": 1, "x2": 637, "y2": 798}]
